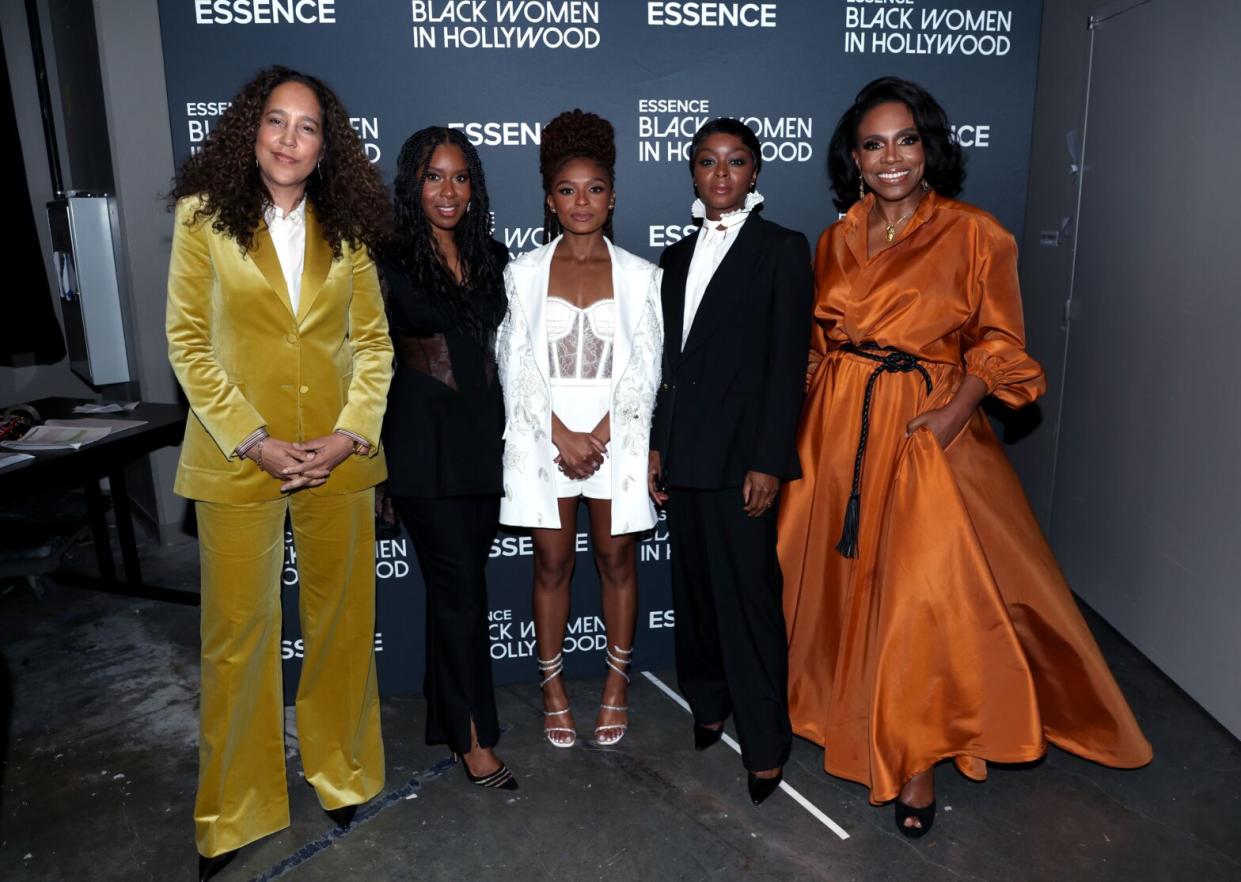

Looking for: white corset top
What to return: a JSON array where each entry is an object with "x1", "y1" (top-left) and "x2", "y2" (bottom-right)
[{"x1": 546, "y1": 296, "x2": 615, "y2": 381}]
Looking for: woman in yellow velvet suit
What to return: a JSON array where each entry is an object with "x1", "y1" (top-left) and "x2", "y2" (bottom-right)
[
  {"x1": 166, "y1": 66, "x2": 393, "y2": 879},
  {"x1": 778, "y1": 78, "x2": 1152, "y2": 838}
]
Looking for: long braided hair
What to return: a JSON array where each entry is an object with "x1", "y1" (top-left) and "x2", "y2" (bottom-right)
[
  {"x1": 539, "y1": 109, "x2": 616, "y2": 242},
  {"x1": 388, "y1": 126, "x2": 506, "y2": 342}
]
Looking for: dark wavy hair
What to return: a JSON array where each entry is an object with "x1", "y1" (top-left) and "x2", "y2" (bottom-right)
[
  {"x1": 827, "y1": 77, "x2": 966, "y2": 212},
  {"x1": 170, "y1": 65, "x2": 391, "y2": 257},
  {"x1": 688, "y1": 117, "x2": 763, "y2": 177},
  {"x1": 539, "y1": 109, "x2": 616, "y2": 241},
  {"x1": 387, "y1": 126, "x2": 505, "y2": 342}
]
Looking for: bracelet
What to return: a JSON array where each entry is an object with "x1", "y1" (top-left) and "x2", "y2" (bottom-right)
[
  {"x1": 334, "y1": 430, "x2": 367, "y2": 456},
  {"x1": 255, "y1": 438, "x2": 266, "y2": 471}
]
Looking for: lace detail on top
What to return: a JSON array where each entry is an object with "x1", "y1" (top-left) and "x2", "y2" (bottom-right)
[
  {"x1": 396, "y1": 333, "x2": 457, "y2": 391},
  {"x1": 547, "y1": 297, "x2": 614, "y2": 381}
]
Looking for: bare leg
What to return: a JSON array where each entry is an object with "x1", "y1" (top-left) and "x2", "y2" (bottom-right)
[
  {"x1": 531, "y1": 497, "x2": 582, "y2": 745},
  {"x1": 459, "y1": 718, "x2": 501, "y2": 777},
  {"x1": 585, "y1": 498, "x2": 637, "y2": 741}
]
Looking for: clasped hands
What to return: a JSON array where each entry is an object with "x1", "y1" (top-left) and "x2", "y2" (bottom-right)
[
  {"x1": 245, "y1": 432, "x2": 363, "y2": 492},
  {"x1": 553, "y1": 427, "x2": 607, "y2": 480}
]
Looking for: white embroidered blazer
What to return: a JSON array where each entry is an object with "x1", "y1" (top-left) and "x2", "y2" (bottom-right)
[{"x1": 496, "y1": 236, "x2": 663, "y2": 535}]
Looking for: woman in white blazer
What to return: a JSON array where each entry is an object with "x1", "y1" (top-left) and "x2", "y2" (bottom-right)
[{"x1": 496, "y1": 110, "x2": 662, "y2": 749}]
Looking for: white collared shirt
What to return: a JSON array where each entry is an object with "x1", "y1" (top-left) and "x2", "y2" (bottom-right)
[
  {"x1": 682, "y1": 210, "x2": 750, "y2": 347},
  {"x1": 264, "y1": 199, "x2": 307, "y2": 314}
]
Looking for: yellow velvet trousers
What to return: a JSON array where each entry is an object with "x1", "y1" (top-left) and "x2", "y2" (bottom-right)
[{"x1": 194, "y1": 488, "x2": 384, "y2": 857}]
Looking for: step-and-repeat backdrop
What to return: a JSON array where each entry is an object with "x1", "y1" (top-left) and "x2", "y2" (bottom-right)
[{"x1": 158, "y1": 0, "x2": 1044, "y2": 697}]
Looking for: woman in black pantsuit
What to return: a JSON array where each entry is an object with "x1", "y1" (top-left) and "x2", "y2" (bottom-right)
[
  {"x1": 378, "y1": 126, "x2": 516, "y2": 789},
  {"x1": 649, "y1": 118, "x2": 812, "y2": 805}
]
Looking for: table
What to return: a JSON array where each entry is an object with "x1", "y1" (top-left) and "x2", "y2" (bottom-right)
[{"x1": 0, "y1": 397, "x2": 193, "y2": 604}]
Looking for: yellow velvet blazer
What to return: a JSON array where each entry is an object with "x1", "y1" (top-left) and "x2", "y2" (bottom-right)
[{"x1": 166, "y1": 195, "x2": 392, "y2": 503}]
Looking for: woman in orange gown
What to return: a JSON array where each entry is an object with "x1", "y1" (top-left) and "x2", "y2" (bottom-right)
[{"x1": 778, "y1": 78, "x2": 1152, "y2": 837}]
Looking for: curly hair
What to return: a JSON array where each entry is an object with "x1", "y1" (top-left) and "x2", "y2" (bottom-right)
[
  {"x1": 827, "y1": 77, "x2": 966, "y2": 212},
  {"x1": 170, "y1": 65, "x2": 391, "y2": 258},
  {"x1": 538, "y1": 109, "x2": 616, "y2": 241},
  {"x1": 387, "y1": 126, "x2": 506, "y2": 343}
]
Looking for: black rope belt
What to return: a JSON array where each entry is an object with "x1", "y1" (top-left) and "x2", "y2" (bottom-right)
[{"x1": 835, "y1": 342, "x2": 934, "y2": 559}]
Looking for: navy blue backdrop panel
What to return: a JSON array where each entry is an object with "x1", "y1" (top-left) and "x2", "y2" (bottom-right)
[{"x1": 158, "y1": 0, "x2": 1044, "y2": 697}]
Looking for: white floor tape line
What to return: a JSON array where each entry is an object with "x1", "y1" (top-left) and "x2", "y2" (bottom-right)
[{"x1": 641, "y1": 670, "x2": 850, "y2": 841}]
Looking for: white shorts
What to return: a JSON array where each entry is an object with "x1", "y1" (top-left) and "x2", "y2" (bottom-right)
[{"x1": 551, "y1": 381, "x2": 611, "y2": 500}]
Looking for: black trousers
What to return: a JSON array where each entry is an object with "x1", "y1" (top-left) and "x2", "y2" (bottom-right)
[
  {"x1": 391, "y1": 495, "x2": 500, "y2": 754},
  {"x1": 668, "y1": 487, "x2": 792, "y2": 771}
]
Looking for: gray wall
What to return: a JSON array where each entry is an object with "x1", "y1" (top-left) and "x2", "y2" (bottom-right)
[
  {"x1": 1009, "y1": 0, "x2": 1093, "y2": 523},
  {"x1": 1, "y1": 0, "x2": 181, "y2": 536},
  {"x1": 0, "y1": 0, "x2": 96, "y2": 404},
  {"x1": 1019, "y1": 0, "x2": 1241, "y2": 738},
  {"x1": 92, "y1": 0, "x2": 182, "y2": 537}
]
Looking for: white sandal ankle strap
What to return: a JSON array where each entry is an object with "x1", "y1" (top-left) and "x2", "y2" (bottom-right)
[
  {"x1": 605, "y1": 645, "x2": 633, "y2": 684},
  {"x1": 537, "y1": 652, "x2": 565, "y2": 688}
]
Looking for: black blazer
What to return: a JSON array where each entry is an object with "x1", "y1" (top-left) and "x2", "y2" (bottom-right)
[
  {"x1": 652, "y1": 212, "x2": 812, "y2": 489},
  {"x1": 378, "y1": 241, "x2": 508, "y2": 498}
]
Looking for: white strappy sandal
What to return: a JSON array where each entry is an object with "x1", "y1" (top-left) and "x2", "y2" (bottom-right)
[
  {"x1": 537, "y1": 653, "x2": 576, "y2": 748},
  {"x1": 594, "y1": 645, "x2": 632, "y2": 747}
]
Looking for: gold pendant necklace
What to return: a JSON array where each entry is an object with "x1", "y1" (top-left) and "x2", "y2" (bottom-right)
[{"x1": 880, "y1": 209, "x2": 915, "y2": 242}]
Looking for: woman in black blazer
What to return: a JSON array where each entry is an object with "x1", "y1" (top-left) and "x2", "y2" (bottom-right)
[
  {"x1": 378, "y1": 127, "x2": 516, "y2": 790},
  {"x1": 649, "y1": 118, "x2": 812, "y2": 805}
]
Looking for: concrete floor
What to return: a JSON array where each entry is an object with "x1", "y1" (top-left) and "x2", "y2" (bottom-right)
[{"x1": 1, "y1": 537, "x2": 1239, "y2": 882}]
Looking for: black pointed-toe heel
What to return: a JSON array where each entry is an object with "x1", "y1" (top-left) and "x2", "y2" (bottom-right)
[
  {"x1": 894, "y1": 799, "x2": 936, "y2": 838},
  {"x1": 198, "y1": 849, "x2": 237, "y2": 881},
  {"x1": 747, "y1": 770, "x2": 783, "y2": 805},
  {"x1": 693, "y1": 722, "x2": 724, "y2": 751},
  {"x1": 325, "y1": 804, "x2": 358, "y2": 829},
  {"x1": 455, "y1": 754, "x2": 519, "y2": 790}
]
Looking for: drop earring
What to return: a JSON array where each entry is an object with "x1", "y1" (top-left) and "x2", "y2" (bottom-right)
[
  {"x1": 858, "y1": 176, "x2": 866, "y2": 199},
  {"x1": 921, "y1": 179, "x2": 930, "y2": 192}
]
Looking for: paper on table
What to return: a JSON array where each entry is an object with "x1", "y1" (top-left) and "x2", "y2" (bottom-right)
[
  {"x1": 46, "y1": 418, "x2": 147, "y2": 432},
  {"x1": 0, "y1": 452, "x2": 34, "y2": 470},
  {"x1": 1, "y1": 425, "x2": 112, "y2": 450},
  {"x1": 72, "y1": 401, "x2": 140, "y2": 414}
]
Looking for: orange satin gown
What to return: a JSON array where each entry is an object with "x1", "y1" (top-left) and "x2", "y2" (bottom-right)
[{"x1": 778, "y1": 192, "x2": 1152, "y2": 804}]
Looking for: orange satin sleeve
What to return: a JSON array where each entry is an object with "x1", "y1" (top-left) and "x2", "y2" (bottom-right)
[{"x1": 962, "y1": 226, "x2": 1047, "y2": 407}]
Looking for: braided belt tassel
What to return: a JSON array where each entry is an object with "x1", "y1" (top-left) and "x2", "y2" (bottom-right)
[{"x1": 836, "y1": 343, "x2": 934, "y2": 559}]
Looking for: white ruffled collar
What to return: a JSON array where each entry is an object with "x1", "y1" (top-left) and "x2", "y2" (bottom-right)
[{"x1": 691, "y1": 190, "x2": 765, "y2": 228}]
